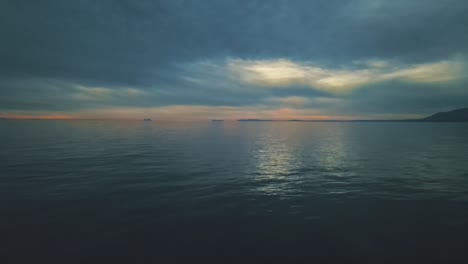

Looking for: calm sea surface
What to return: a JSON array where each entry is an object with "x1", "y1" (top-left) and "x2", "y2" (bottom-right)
[{"x1": 1, "y1": 120, "x2": 468, "y2": 263}]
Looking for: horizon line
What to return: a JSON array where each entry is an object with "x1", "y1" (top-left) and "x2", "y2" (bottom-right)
[{"x1": 0, "y1": 117, "x2": 418, "y2": 122}]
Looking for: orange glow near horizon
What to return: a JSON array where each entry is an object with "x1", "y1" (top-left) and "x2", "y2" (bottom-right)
[
  {"x1": 0, "y1": 114, "x2": 76, "y2": 120},
  {"x1": 0, "y1": 113, "x2": 346, "y2": 121},
  {"x1": 0, "y1": 105, "x2": 422, "y2": 121}
]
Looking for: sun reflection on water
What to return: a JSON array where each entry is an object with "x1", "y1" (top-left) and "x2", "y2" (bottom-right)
[
  {"x1": 249, "y1": 123, "x2": 356, "y2": 197},
  {"x1": 251, "y1": 132, "x2": 303, "y2": 196}
]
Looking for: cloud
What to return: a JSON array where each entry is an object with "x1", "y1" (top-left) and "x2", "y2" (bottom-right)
[
  {"x1": 71, "y1": 86, "x2": 147, "y2": 101},
  {"x1": 196, "y1": 58, "x2": 466, "y2": 93},
  {"x1": 265, "y1": 96, "x2": 348, "y2": 114},
  {"x1": 383, "y1": 61, "x2": 464, "y2": 83},
  {"x1": 266, "y1": 96, "x2": 309, "y2": 107}
]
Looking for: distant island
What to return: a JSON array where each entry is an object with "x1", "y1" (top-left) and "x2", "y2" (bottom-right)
[
  {"x1": 238, "y1": 119, "x2": 274, "y2": 122},
  {"x1": 237, "y1": 107, "x2": 468, "y2": 122},
  {"x1": 143, "y1": 118, "x2": 152, "y2": 121},
  {"x1": 211, "y1": 119, "x2": 224, "y2": 122}
]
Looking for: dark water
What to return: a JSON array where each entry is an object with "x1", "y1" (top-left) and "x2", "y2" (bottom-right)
[{"x1": 1, "y1": 120, "x2": 468, "y2": 263}]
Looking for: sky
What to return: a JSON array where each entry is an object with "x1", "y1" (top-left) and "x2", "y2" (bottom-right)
[{"x1": 1, "y1": 0, "x2": 468, "y2": 120}]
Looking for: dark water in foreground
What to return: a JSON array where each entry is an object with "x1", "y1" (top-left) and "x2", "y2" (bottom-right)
[{"x1": 1, "y1": 120, "x2": 468, "y2": 263}]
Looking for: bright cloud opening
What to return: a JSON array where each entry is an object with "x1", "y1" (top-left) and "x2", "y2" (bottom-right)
[{"x1": 224, "y1": 58, "x2": 465, "y2": 93}]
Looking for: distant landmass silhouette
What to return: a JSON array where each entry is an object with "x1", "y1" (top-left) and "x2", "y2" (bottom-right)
[
  {"x1": 237, "y1": 108, "x2": 468, "y2": 122},
  {"x1": 419, "y1": 108, "x2": 468, "y2": 122}
]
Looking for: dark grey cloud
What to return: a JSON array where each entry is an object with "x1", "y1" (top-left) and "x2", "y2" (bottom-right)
[
  {"x1": 1, "y1": 0, "x2": 468, "y2": 117},
  {"x1": 345, "y1": 79, "x2": 468, "y2": 115}
]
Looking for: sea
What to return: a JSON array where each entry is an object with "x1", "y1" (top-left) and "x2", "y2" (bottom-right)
[{"x1": 1, "y1": 120, "x2": 468, "y2": 263}]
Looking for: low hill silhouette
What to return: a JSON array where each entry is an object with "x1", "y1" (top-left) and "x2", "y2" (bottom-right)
[{"x1": 420, "y1": 108, "x2": 468, "y2": 122}]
